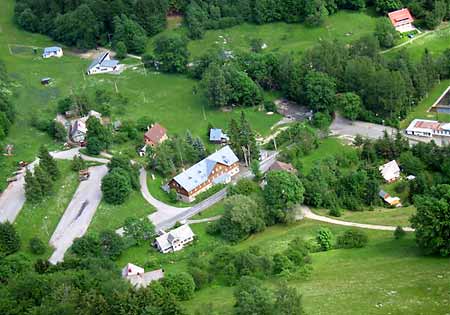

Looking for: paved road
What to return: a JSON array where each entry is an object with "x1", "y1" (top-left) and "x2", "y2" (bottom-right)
[
  {"x1": 49, "y1": 165, "x2": 108, "y2": 264},
  {"x1": 330, "y1": 113, "x2": 398, "y2": 140},
  {"x1": 301, "y1": 206, "x2": 415, "y2": 232},
  {"x1": 51, "y1": 147, "x2": 110, "y2": 164}
]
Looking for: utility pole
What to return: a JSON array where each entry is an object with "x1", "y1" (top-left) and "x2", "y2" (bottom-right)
[
  {"x1": 273, "y1": 137, "x2": 278, "y2": 151},
  {"x1": 241, "y1": 146, "x2": 248, "y2": 167}
]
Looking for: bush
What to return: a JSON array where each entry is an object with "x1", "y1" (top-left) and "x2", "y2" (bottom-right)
[
  {"x1": 169, "y1": 189, "x2": 178, "y2": 203},
  {"x1": 394, "y1": 226, "x2": 406, "y2": 240},
  {"x1": 101, "y1": 168, "x2": 132, "y2": 205},
  {"x1": 28, "y1": 237, "x2": 46, "y2": 255},
  {"x1": 316, "y1": 227, "x2": 333, "y2": 251},
  {"x1": 264, "y1": 100, "x2": 277, "y2": 112},
  {"x1": 336, "y1": 230, "x2": 368, "y2": 249},
  {"x1": 161, "y1": 272, "x2": 196, "y2": 300},
  {"x1": 329, "y1": 207, "x2": 341, "y2": 217},
  {"x1": 0, "y1": 222, "x2": 21, "y2": 256}
]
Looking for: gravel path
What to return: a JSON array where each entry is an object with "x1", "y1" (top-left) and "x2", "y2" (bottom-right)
[
  {"x1": 330, "y1": 113, "x2": 398, "y2": 140},
  {"x1": 49, "y1": 165, "x2": 108, "y2": 264},
  {"x1": 301, "y1": 206, "x2": 415, "y2": 232}
]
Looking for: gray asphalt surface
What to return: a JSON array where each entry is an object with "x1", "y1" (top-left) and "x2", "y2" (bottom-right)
[
  {"x1": 49, "y1": 165, "x2": 108, "y2": 264},
  {"x1": 330, "y1": 113, "x2": 398, "y2": 140}
]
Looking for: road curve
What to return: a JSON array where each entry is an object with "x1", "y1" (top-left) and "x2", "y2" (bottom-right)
[{"x1": 301, "y1": 206, "x2": 415, "y2": 232}]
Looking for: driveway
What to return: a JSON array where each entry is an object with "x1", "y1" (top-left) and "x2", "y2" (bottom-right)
[
  {"x1": 330, "y1": 113, "x2": 398, "y2": 140},
  {"x1": 49, "y1": 165, "x2": 108, "y2": 264}
]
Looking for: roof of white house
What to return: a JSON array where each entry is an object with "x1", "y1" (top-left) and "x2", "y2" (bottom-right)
[
  {"x1": 406, "y1": 118, "x2": 450, "y2": 134},
  {"x1": 71, "y1": 119, "x2": 87, "y2": 135},
  {"x1": 173, "y1": 145, "x2": 239, "y2": 192},
  {"x1": 44, "y1": 47, "x2": 62, "y2": 53},
  {"x1": 88, "y1": 51, "x2": 118, "y2": 71},
  {"x1": 379, "y1": 160, "x2": 400, "y2": 182},
  {"x1": 122, "y1": 263, "x2": 144, "y2": 277},
  {"x1": 155, "y1": 224, "x2": 195, "y2": 251},
  {"x1": 102, "y1": 59, "x2": 119, "y2": 68}
]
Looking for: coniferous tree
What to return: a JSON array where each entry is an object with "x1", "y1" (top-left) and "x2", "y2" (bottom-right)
[
  {"x1": 24, "y1": 170, "x2": 43, "y2": 203},
  {"x1": 38, "y1": 146, "x2": 59, "y2": 180},
  {"x1": 34, "y1": 165, "x2": 53, "y2": 196},
  {"x1": 0, "y1": 222, "x2": 21, "y2": 256},
  {"x1": 193, "y1": 137, "x2": 207, "y2": 159}
]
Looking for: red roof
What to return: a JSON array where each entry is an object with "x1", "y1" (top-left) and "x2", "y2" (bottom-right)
[
  {"x1": 269, "y1": 161, "x2": 297, "y2": 174},
  {"x1": 144, "y1": 123, "x2": 167, "y2": 144},
  {"x1": 388, "y1": 8, "x2": 414, "y2": 27}
]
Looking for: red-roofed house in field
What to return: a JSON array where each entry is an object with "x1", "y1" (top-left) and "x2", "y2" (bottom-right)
[
  {"x1": 388, "y1": 8, "x2": 415, "y2": 33},
  {"x1": 144, "y1": 123, "x2": 168, "y2": 147}
]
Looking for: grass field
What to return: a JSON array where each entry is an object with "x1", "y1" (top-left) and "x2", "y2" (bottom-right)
[
  {"x1": 13, "y1": 160, "x2": 78, "y2": 258},
  {"x1": 181, "y1": 220, "x2": 449, "y2": 315},
  {"x1": 152, "y1": 10, "x2": 381, "y2": 59},
  {"x1": 299, "y1": 137, "x2": 354, "y2": 174},
  {"x1": 89, "y1": 190, "x2": 155, "y2": 233}
]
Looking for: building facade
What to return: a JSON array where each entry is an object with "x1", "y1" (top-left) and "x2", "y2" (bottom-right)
[
  {"x1": 168, "y1": 146, "x2": 239, "y2": 202},
  {"x1": 87, "y1": 52, "x2": 120, "y2": 75},
  {"x1": 154, "y1": 224, "x2": 195, "y2": 254},
  {"x1": 43, "y1": 47, "x2": 63, "y2": 58}
]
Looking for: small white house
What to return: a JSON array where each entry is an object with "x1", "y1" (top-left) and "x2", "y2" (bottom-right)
[
  {"x1": 87, "y1": 51, "x2": 120, "y2": 75},
  {"x1": 154, "y1": 224, "x2": 195, "y2": 254},
  {"x1": 43, "y1": 47, "x2": 63, "y2": 58},
  {"x1": 379, "y1": 160, "x2": 401, "y2": 183},
  {"x1": 69, "y1": 110, "x2": 103, "y2": 143},
  {"x1": 122, "y1": 263, "x2": 164, "y2": 288}
]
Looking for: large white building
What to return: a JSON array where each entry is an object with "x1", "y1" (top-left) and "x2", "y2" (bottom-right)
[
  {"x1": 43, "y1": 47, "x2": 63, "y2": 58},
  {"x1": 154, "y1": 224, "x2": 195, "y2": 254},
  {"x1": 405, "y1": 119, "x2": 450, "y2": 138},
  {"x1": 87, "y1": 51, "x2": 120, "y2": 75}
]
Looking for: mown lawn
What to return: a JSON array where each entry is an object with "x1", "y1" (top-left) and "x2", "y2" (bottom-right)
[
  {"x1": 13, "y1": 160, "x2": 78, "y2": 258},
  {"x1": 181, "y1": 220, "x2": 450, "y2": 315},
  {"x1": 89, "y1": 190, "x2": 155, "y2": 233},
  {"x1": 313, "y1": 206, "x2": 416, "y2": 227},
  {"x1": 146, "y1": 173, "x2": 190, "y2": 207}
]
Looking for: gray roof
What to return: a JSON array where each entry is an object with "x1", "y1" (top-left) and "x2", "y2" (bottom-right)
[
  {"x1": 173, "y1": 145, "x2": 238, "y2": 192},
  {"x1": 209, "y1": 128, "x2": 229, "y2": 142},
  {"x1": 44, "y1": 47, "x2": 61, "y2": 53},
  {"x1": 88, "y1": 52, "x2": 115, "y2": 71},
  {"x1": 155, "y1": 224, "x2": 195, "y2": 251},
  {"x1": 101, "y1": 59, "x2": 119, "y2": 67}
]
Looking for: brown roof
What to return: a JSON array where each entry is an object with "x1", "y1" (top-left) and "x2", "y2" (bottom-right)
[
  {"x1": 269, "y1": 161, "x2": 297, "y2": 173},
  {"x1": 388, "y1": 8, "x2": 414, "y2": 27},
  {"x1": 144, "y1": 123, "x2": 167, "y2": 143}
]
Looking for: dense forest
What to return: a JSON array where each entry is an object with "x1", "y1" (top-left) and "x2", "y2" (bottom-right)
[
  {"x1": 0, "y1": 60, "x2": 15, "y2": 140},
  {"x1": 14, "y1": 0, "x2": 450, "y2": 49}
]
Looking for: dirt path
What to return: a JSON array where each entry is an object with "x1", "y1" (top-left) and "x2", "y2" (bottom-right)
[
  {"x1": 380, "y1": 31, "x2": 429, "y2": 54},
  {"x1": 301, "y1": 206, "x2": 415, "y2": 232}
]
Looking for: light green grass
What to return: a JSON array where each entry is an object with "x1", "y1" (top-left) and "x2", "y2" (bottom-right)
[
  {"x1": 401, "y1": 79, "x2": 450, "y2": 128},
  {"x1": 313, "y1": 206, "x2": 416, "y2": 227},
  {"x1": 299, "y1": 137, "x2": 353, "y2": 174},
  {"x1": 182, "y1": 220, "x2": 449, "y2": 315},
  {"x1": 146, "y1": 173, "x2": 190, "y2": 207},
  {"x1": 151, "y1": 10, "x2": 381, "y2": 59},
  {"x1": 13, "y1": 160, "x2": 78, "y2": 258},
  {"x1": 89, "y1": 190, "x2": 155, "y2": 233},
  {"x1": 191, "y1": 201, "x2": 225, "y2": 219}
]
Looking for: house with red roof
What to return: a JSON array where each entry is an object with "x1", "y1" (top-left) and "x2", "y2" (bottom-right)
[
  {"x1": 388, "y1": 8, "x2": 415, "y2": 33},
  {"x1": 144, "y1": 123, "x2": 168, "y2": 147}
]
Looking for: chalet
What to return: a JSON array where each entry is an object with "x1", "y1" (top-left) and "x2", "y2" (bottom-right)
[
  {"x1": 405, "y1": 119, "x2": 450, "y2": 138},
  {"x1": 87, "y1": 51, "x2": 120, "y2": 75},
  {"x1": 169, "y1": 145, "x2": 239, "y2": 202},
  {"x1": 379, "y1": 190, "x2": 402, "y2": 207},
  {"x1": 388, "y1": 8, "x2": 415, "y2": 33},
  {"x1": 42, "y1": 47, "x2": 63, "y2": 58},
  {"x1": 144, "y1": 123, "x2": 168, "y2": 147},
  {"x1": 269, "y1": 160, "x2": 297, "y2": 174},
  {"x1": 122, "y1": 263, "x2": 164, "y2": 288},
  {"x1": 154, "y1": 224, "x2": 195, "y2": 254},
  {"x1": 209, "y1": 128, "x2": 229, "y2": 144},
  {"x1": 379, "y1": 160, "x2": 400, "y2": 183},
  {"x1": 69, "y1": 111, "x2": 103, "y2": 143}
]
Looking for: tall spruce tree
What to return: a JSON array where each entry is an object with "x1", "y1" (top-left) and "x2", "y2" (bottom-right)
[
  {"x1": 24, "y1": 170, "x2": 43, "y2": 203},
  {"x1": 38, "y1": 146, "x2": 59, "y2": 180},
  {"x1": 0, "y1": 222, "x2": 21, "y2": 256},
  {"x1": 34, "y1": 165, "x2": 53, "y2": 196}
]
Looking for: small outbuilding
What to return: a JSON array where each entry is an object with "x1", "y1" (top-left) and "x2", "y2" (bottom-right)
[
  {"x1": 269, "y1": 160, "x2": 297, "y2": 174},
  {"x1": 122, "y1": 263, "x2": 164, "y2": 288},
  {"x1": 41, "y1": 77, "x2": 52, "y2": 85},
  {"x1": 379, "y1": 160, "x2": 400, "y2": 183},
  {"x1": 144, "y1": 123, "x2": 168, "y2": 147},
  {"x1": 379, "y1": 190, "x2": 402, "y2": 207},
  {"x1": 209, "y1": 128, "x2": 229, "y2": 144},
  {"x1": 43, "y1": 47, "x2": 63, "y2": 58}
]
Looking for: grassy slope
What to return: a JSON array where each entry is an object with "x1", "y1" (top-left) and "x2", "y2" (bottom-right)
[
  {"x1": 151, "y1": 10, "x2": 381, "y2": 59},
  {"x1": 13, "y1": 160, "x2": 78, "y2": 258},
  {"x1": 182, "y1": 220, "x2": 450, "y2": 315}
]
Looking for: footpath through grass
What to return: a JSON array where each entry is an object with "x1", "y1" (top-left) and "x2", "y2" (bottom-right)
[{"x1": 14, "y1": 160, "x2": 78, "y2": 258}]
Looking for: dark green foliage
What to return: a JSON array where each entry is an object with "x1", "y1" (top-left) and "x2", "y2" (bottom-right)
[
  {"x1": 134, "y1": 0, "x2": 168, "y2": 36},
  {"x1": 28, "y1": 237, "x2": 46, "y2": 255},
  {"x1": 337, "y1": 92, "x2": 361, "y2": 121},
  {"x1": 108, "y1": 156, "x2": 140, "y2": 190},
  {"x1": 214, "y1": 195, "x2": 266, "y2": 242},
  {"x1": 101, "y1": 168, "x2": 132, "y2": 205},
  {"x1": 0, "y1": 222, "x2": 20, "y2": 257},
  {"x1": 264, "y1": 171, "x2": 305, "y2": 223},
  {"x1": 375, "y1": 17, "x2": 398, "y2": 48},
  {"x1": 71, "y1": 230, "x2": 124, "y2": 260},
  {"x1": 71, "y1": 155, "x2": 86, "y2": 172},
  {"x1": 234, "y1": 276, "x2": 273, "y2": 315},
  {"x1": 250, "y1": 160, "x2": 262, "y2": 180},
  {"x1": 122, "y1": 217, "x2": 156, "y2": 243},
  {"x1": 38, "y1": 145, "x2": 59, "y2": 180},
  {"x1": 154, "y1": 34, "x2": 190, "y2": 73},
  {"x1": 228, "y1": 112, "x2": 260, "y2": 163},
  {"x1": 115, "y1": 41, "x2": 127, "y2": 59},
  {"x1": 161, "y1": 272, "x2": 196, "y2": 300},
  {"x1": 86, "y1": 116, "x2": 111, "y2": 155},
  {"x1": 336, "y1": 229, "x2": 368, "y2": 249},
  {"x1": 274, "y1": 283, "x2": 305, "y2": 315},
  {"x1": 304, "y1": 70, "x2": 337, "y2": 113},
  {"x1": 228, "y1": 178, "x2": 260, "y2": 196},
  {"x1": 394, "y1": 226, "x2": 406, "y2": 240},
  {"x1": 24, "y1": 169, "x2": 43, "y2": 203},
  {"x1": 316, "y1": 227, "x2": 333, "y2": 251},
  {"x1": 113, "y1": 14, "x2": 147, "y2": 54},
  {"x1": 411, "y1": 185, "x2": 450, "y2": 256}
]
